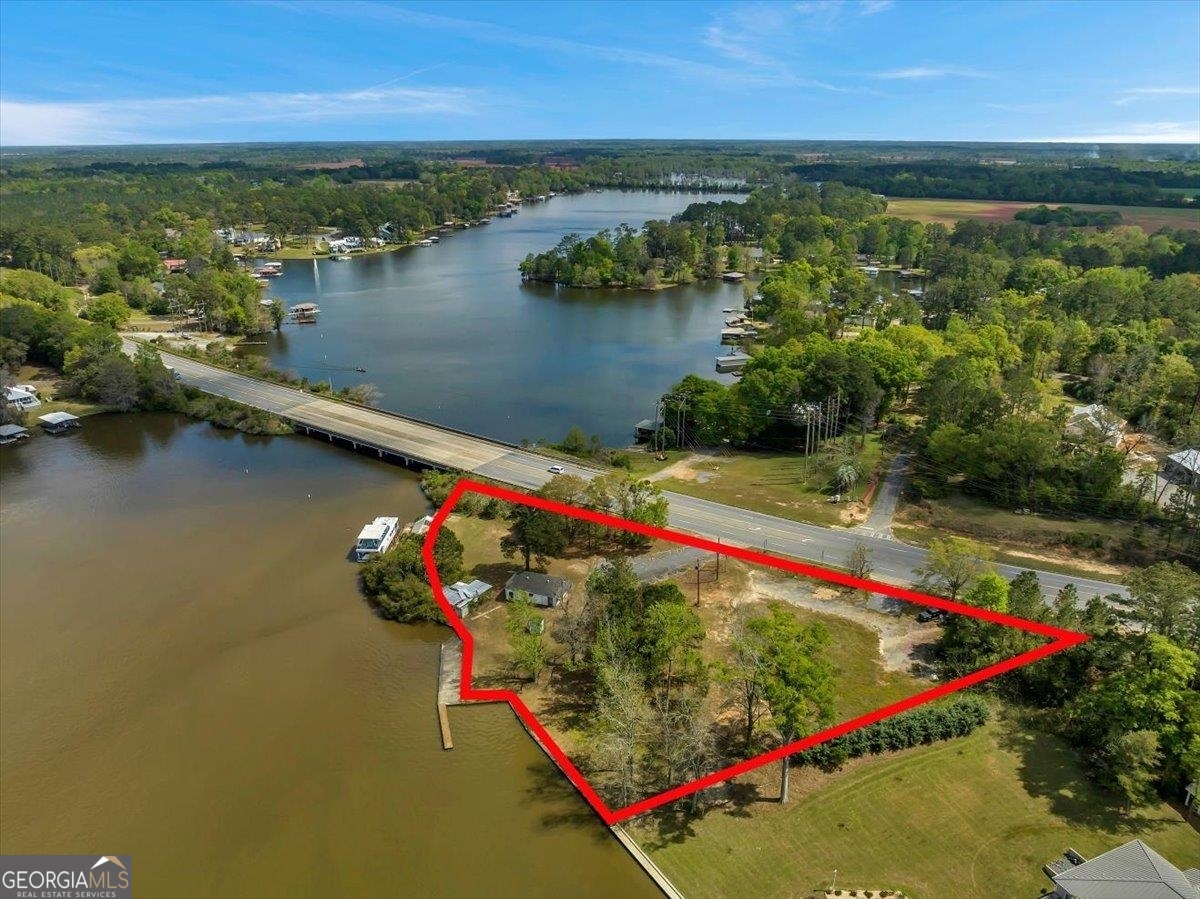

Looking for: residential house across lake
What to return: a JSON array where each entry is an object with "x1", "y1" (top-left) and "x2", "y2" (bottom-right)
[{"x1": 504, "y1": 571, "x2": 571, "y2": 608}]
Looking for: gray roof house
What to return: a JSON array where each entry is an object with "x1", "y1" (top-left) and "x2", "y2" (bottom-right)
[
  {"x1": 504, "y1": 571, "x2": 570, "y2": 608},
  {"x1": 1045, "y1": 840, "x2": 1199, "y2": 899},
  {"x1": 442, "y1": 579, "x2": 492, "y2": 616}
]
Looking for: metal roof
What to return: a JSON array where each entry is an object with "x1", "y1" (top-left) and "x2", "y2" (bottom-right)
[
  {"x1": 1052, "y1": 840, "x2": 1199, "y2": 899},
  {"x1": 38, "y1": 411, "x2": 79, "y2": 425},
  {"x1": 1167, "y1": 449, "x2": 1200, "y2": 475},
  {"x1": 505, "y1": 571, "x2": 570, "y2": 599},
  {"x1": 0, "y1": 424, "x2": 29, "y2": 437}
]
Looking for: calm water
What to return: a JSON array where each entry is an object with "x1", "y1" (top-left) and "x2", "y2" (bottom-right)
[
  {"x1": 0, "y1": 415, "x2": 659, "y2": 899},
  {"x1": 257, "y1": 191, "x2": 745, "y2": 446}
]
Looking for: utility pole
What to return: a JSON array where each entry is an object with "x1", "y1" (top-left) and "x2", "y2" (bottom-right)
[
  {"x1": 715, "y1": 537, "x2": 721, "y2": 581},
  {"x1": 694, "y1": 560, "x2": 702, "y2": 607}
]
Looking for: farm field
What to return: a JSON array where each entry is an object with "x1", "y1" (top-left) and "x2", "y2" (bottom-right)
[
  {"x1": 636, "y1": 712, "x2": 1200, "y2": 899},
  {"x1": 885, "y1": 197, "x2": 1200, "y2": 231}
]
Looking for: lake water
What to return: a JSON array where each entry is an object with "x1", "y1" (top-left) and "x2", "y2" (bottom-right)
[
  {"x1": 257, "y1": 191, "x2": 746, "y2": 446},
  {"x1": 0, "y1": 415, "x2": 660, "y2": 898}
]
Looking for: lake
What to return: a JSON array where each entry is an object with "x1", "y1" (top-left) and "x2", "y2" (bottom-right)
[
  {"x1": 0, "y1": 414, "x2": 660, "y2": 898},
  {"x1": 256, "y1": 190, "x2": 746, "y2": 447}
]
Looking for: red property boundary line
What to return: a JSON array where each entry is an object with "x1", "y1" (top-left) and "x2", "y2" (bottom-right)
[{"x1": 421, "y1": 478, "x2": 1090, "y2": 825}]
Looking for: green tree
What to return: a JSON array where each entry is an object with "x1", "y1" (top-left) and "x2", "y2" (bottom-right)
[
  {"x1": 963, "y1": 571, "x2": 1010, "y2": 613},
  {"x1": 82, "y1": 292, "x2": 132, "y2": 329},
  {"x1": 1121, "y1": 562, "x2": 1200, "y2": 648},
  {"x1": 749, "y1": 606, "x2": 835, "y2": 802},
  {"x1": 506, "y1": 591, "x2": 547, "y2": 683},
  {"x1": 916, "y1": 537, "x2": 993, "y2": 601},
  {"x1": 1105, "y1": 730, "x2": 1162, "y2": 813},
  {"x1": 500, "y1": 503, "x2": 568, "y2": 571}
]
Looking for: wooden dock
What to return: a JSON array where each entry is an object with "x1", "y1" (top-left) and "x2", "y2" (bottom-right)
[
  {"x1": 437, "y1": 702, "x2": 453, "y2": 750},
  {"x1": 610, "y1": 824, "x2": 686, "y2": 899},
  {"x1": 436, "y1": 639, "x2": 466, "y2": 750}
]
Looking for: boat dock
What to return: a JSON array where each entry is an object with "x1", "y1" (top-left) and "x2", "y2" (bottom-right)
[
  {"x1": 437, "y1": 638, "x2": 467, "y2": 749},
  {"x1": 715, "y1": 352, "x2": 750, "y2": 373}
]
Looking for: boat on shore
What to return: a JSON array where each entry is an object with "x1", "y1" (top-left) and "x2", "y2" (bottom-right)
[
  {"x1": 417, "y1": 239, "x2": 433, "y2": 247},
  {"x1": 330, "y1": 254, "x2": 351, "y2": 262},
  {"x1": 354, "y1": 516, "x2": 400, "y2": 562}
]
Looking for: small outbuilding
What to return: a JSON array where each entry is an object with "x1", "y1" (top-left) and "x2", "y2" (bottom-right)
[
  {"x1": 442, "y1": 579, "x2": 492, "y2": 616},
  {"x1": 1164, "y1": 448, "x2": 1199, "y2": 484},
  {"x1": 504, "y1": 571, "x2": 571, "y2": 608},
  {"x1": 38, "y1": 411, "x2": 81, "y2": 434},
  {"x1": 0, "y1": 424, "x2": 30, "y2": 445}
]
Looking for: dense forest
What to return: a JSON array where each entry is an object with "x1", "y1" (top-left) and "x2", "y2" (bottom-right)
[{"x1": 793, "y1": 160, "x2": 1200, "y2": 206}]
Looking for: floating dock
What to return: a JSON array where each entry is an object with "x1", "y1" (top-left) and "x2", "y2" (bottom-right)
[{"x1": 715, "y1": 353, "x2": 750, "y2": 373}]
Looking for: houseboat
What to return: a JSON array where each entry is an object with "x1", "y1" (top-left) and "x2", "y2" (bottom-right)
[
  {"x1": 289, "y1": 302, "x2": 320, "y2": 323},
  {"x1": 417, "y1": 239, "x2": 433, "y2": 247},
  {"x1": 715, "y1": 352, "x2": 751, "y2": 374},
  {"x1": 354, "y1": 516, "x2": 400, "y2": 562},
  {"x1": 428, "y1": 235, "x2": 439, "y2": 243},
  {"x1": 38, "y1": 411, "x2": 81, "y2": 434}
]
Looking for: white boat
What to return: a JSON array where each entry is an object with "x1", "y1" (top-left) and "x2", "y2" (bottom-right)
[
  {"x1": 355, "y1": 516, "x2": 400, "y2": 562},
  {"x1": 417, "y1": 239, "x2": 433, "y2": 247},
  {"x1": 428, "y1": 235, "x2": 440, "y2": 243},
  {"x1": 330, "y1": 254, "x2": 350, "y2": 262}
]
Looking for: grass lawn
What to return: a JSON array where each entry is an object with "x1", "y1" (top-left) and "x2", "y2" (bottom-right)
[
  {"x1": 885, "y1": 197, "x2": 1200, "y2": 232},
  {"x1": 893, "y1": 493, "x2": 1137, "y2": 580},
  {"x1": 636, "y1": 711, "x2": 1200, "y2": 899},
  {"x1": 657, "y1": 438, "x2": 887, "y2": 528}
]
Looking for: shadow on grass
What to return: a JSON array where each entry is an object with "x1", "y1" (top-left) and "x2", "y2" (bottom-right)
[
  {"x1": 538, "y1": 665, "x2": 598, "y2": 734},
  {"x1": 994, "y1": 717, "x2": 1182, "y2": 836}
]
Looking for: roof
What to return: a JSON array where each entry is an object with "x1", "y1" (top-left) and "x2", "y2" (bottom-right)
[
  {"x1": 1052, "y1": 840, "x2": 1199, "y2": 899},
  {"x1": 4, "y1": 387, "x2": 35, "y2": 401},
  {"x1": 1167, "y1": 449, "x2": 1200, "y2": 475},
  {"x1": 634, "y1": 419, "x2": 655, "y2": 430},
  {"x1": 357, "y1": 517, "x2": 398, "y2": 541},
  {"x1": 38, "y1": 411, "x2": 79, "y2": 425},
  {"x1": 443, "y1": 579, "x2": 492, "y2": 608},
  {"x1": 0, "y1": 424, "x2": 29, "y2": 437},
  {"x1": 505, "y1": 571, "x2": 570, "y2": 599}
]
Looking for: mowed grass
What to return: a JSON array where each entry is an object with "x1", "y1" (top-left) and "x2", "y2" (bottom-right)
[
  {"x1": 885, "y1": 197, "x2": 1200, "y2": 232},
  {"x1": 637, "y1": 713, "x2": 1200, "y2": 899},
  {"x1": 658, "y1": 439, "x2": 886, "y2": 528}
]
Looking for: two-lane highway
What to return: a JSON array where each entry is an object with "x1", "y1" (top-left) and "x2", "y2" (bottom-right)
[{"x1": 141, "y1": 340, "x2": 1128, "y2": 602}]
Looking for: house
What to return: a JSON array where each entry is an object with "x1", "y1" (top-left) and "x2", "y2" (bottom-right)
[
  {"x1": 38, "y1": 411, "x2": 81, "y2": 434},
  {"x1": 1066, "y1": 403, "x2": 1123, "y2": 446},
  {"x1": 162, "y1": 258, "x2": 188, "y2": 274},
  {"x1": 1164, "y1": 449, "x2": 1200, "y2": 484},
  {"x1": 1044, "y1": 840, "x2": 1200, "y2": 899},
  {"x1": 4, "y1": 386, "x2": 41, "y2": 410},
  {"x1": 442, "y1": 579, "x2": 492, "y2": 616},
  {"x1": 504, "y1": 571, "x2": 571, "y2": 608},
  {"x1": 0, "y1": 423, "x2": 30, "y2": 444},
  {"x1": 634, "y1": 419, "x2": 657, "y2": 442}
]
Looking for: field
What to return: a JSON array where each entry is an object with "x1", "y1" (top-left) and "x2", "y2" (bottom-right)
[
  {"x1": 885, "y1": 197, "x2": 1200, "y2": 231},
  {"x1": 653, "y1": 438, "x2": 887, "y2": 529},
  {"x1": 636, "y1": 712, "x2": 1200, "y2": 899},
  {"x1": 892, "y1": 492, "x2": 1137, "y2": 580}
]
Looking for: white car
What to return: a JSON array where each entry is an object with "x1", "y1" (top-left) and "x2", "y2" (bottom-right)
[{"x1": 548, "y1": 465, "x2": 565, "y2": 474}]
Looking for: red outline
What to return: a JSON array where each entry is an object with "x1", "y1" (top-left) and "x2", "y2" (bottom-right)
[{"x1": 422, "y1": 479, "x2": 1089, "y2": 825}]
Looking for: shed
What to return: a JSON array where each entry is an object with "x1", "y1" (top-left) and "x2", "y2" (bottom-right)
[
  {"x1": 504, "y1": 571, "x2": 571, "y2": 608},
  {"x1": 0, "y1": 424, "x2": 30, "y2": 444},
  {"x1": 1164, "y1": 449, "x2": 1199, "y2": 483},
  {"x1": 38, "y1": 411, "x2": 81, "y2": 434},
  {"x1": 442, "y1": 579, "x2": 492, "y2": 616}
]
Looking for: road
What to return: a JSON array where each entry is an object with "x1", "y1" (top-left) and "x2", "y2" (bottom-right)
[
  {"x1": 856, "y1": 451, "x2": 911, "y2": 539},
  {"x1": 143, "y1": 341, "x2": 1127, "y2": 602}
]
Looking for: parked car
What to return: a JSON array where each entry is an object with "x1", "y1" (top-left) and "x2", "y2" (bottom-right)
[
  {"x1": 547, "y1": 465, "x2": 565, "y2": 474},
  {"x1": 916, "y1": 607, "x2": 942, "y2": 623}
]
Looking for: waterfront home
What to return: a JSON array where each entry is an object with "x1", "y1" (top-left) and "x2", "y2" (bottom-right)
[
  {"x1": 163, "y1": 258, "x2": 188, "y2": 274},
  {"x1": 354, "y1": 516, "x2": 400, "y2": 562},
  {"x1": 504, "y1": 571, "x2": 570, "y2": 609},
  {"x1": 289, "y1": 302, "x2": 320, "y2": 323},
  {"x1": 442, "y1": 579, "x2": 492, "y2": 616},
  {"x1": 38, "y1": 411, "x2": 81, "y2": 434},
  {"x1": 4, "y1": 386, "x2": 41, "y2": 410},
  {"x1": 1042, "y1": 839, "x2": 1200, "y2": 898},
  {"x1": 634, "y1": 419, "x2": 657, "y2": 442},
  {"x1": 0, "y1": 424, "x2": 30, "y2": 445}
]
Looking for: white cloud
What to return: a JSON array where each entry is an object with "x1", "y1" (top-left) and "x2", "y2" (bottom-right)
[
  {"x1": 858, "y1": 0, "x2": 894, "y2": 14},
  {"x1": 0, "y1": 84, "x2": 479, "y2": 145},
  {"x1": 873, "y1": 65, "x2": 988, "y2": 80},
  {"x1": 1115, "y1": 86, "x2": 1200, "y2": 106},
  {"x1": 1028, "y1": 121, "x2": 1200, "y2": 143}
]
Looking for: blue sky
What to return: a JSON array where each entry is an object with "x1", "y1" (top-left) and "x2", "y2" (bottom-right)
[{"x1": 1, "y1": 0, "x2": 1197, "y2": 145}]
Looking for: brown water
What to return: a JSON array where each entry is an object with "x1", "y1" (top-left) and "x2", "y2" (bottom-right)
[{"x1": 0, "y1": 414, "x2": 658, "y2": 899}]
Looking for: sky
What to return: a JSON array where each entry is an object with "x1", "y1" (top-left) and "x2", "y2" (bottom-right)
[{"x1": 0, "y1": 0, "x2": 1197, "y2": 146}]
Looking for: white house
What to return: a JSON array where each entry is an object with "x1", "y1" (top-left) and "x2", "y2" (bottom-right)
[
  {"x1": 4, "y1": 387, "x2": 41, "y2": 410},
  {"x1": 442, "y1": 580, "x2": 492, "y2": 616},
  {"x1": 1066, "y1": 403, "x2": 1123, "y2": 446}
]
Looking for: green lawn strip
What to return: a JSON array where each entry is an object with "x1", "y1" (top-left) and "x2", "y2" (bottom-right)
[{"x1": 638, "y1": 713, "x2": 1200, "y2": 899}]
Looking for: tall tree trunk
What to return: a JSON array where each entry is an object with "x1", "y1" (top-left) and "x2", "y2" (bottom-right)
[
  {"x1": 779, "y1": 754, "x2": 791, "y2": 803},
  {"x1": 523, "y1": 543, "x2": 531, "y2": 571}
]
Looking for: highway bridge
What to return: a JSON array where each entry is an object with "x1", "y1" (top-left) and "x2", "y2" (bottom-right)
[{"x1": 138, "y1": 340, "x2": 1128, "y2": 603}]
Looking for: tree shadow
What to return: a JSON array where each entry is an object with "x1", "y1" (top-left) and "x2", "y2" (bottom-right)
[
  {"x1": 538, "y1": 665, "x2": 598, "y2": 734},
  {"x1": 520, "y1": 759, "x2": 612, "y2": 841},
  {"x1": 994, "y1": 718, "x2": 1178, "y2": 836}
]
